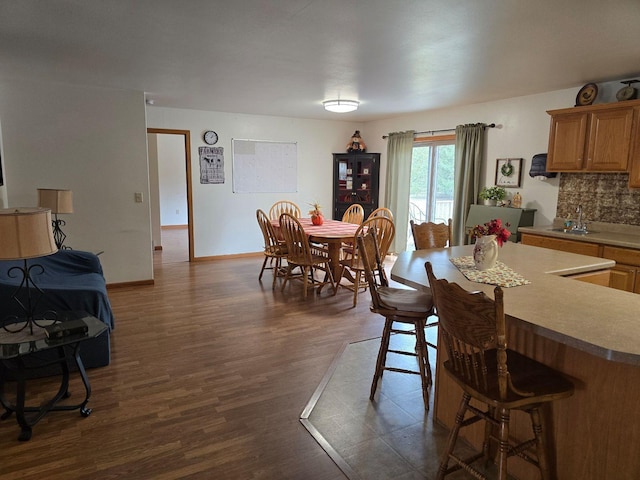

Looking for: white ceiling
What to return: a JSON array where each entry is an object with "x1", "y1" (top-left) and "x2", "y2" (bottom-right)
[{"x1": 1, "y1": 0, "x2": 639, "y2": 121}]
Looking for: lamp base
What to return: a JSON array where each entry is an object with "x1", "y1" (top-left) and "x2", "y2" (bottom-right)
[{"x1": 52, "y1": 215, "x2": 70, "y2": 250}]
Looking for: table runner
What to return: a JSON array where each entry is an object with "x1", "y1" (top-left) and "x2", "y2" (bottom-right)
[{"x1": 450, "y1": 256, "x2": 531, "y2": 288}]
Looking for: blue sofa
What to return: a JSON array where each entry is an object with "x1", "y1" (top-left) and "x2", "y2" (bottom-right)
[{"x1": 0, "y1": 250, "x2": 114, "y2": 369}]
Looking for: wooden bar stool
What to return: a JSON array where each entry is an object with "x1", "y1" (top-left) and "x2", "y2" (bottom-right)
[
  {"x1": 425, "y1": 262, "x2": 575, "y2": 480},
  {"x1": 357, "y1": 229, "x2": 434, "y2": 409}
]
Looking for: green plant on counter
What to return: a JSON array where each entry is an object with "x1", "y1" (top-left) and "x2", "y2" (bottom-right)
[{"x1": 479, "y1": 186, "x2": 507, "y2": 201}]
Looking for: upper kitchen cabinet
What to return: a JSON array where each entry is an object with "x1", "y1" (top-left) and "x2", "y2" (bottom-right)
[
  {"x1": 332, "y1": 153, "x2": 380, "y2": 220},
  {"x1": 547, "y1": 99, "x2": 640, "y2": 173}
]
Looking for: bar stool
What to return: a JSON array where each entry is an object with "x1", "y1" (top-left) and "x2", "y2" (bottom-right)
[
  {"x1": 425, "y1": 262, "x2": 575, "y2": 480},
  {"x1": 357, "y1": 229, "x2": 434, "y2": 409}
]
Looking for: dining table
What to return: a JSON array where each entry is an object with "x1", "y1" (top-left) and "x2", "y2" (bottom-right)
[
  {"x1": 391, "y1": 243, "x2": 640, "y2": 480},
  {"x1": 271, "y1": 217, "x2": 361, "y2": 280}
]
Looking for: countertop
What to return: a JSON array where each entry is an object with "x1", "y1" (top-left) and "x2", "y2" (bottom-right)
[
  {"x1": 518, "y1": 220, "x2": 640, "y2": 249},
  {"x1": 391, "y1": 243, "x2": 639, "y2": 365}
]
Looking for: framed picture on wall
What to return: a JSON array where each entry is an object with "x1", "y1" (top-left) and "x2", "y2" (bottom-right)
[{"x1": 495, "y1": 158, "x2": 522, "y2": 188}]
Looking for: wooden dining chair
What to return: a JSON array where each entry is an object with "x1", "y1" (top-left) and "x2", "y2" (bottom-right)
[
  {"x1": 357, "y1": 229, "x2": 434, "y2": 409},
  {"x1": 425, "y1": 262, "x2": 575, "y2": 480},
  {"x1": 341, "y1": 204, "x2": 365, "y2": 225},
  {"x1": 279, "y1": 213, "x2": 336, "y2": 298},
  {"x1": 367, "y1": 206, "x2": 394, "y2": 222},
  {"x1": 339, "y1": 216, "x2": 395, "y2": 307},
  {"x1": 269, "y1": 200, "x2": 301, "y2": 221},
  {"x1": 256, "y1": 209, "x2": 288, "y2": 287},
  {"x1": 410, "y1": 218, "x2": 453, "y2": 250}
]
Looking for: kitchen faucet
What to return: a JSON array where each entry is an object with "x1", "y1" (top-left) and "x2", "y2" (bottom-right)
[{"x1": 572, "y1": 204, "x2": 587, "y2": 232}]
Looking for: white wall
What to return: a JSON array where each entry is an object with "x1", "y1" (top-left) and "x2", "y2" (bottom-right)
[
  {"x1": 365, "y1": 81, "x2": 629, "y2": 228},
  {"x1": 364, "y1": 89, "x2": 580, "y2": 227},
  {"x1": 157, "y1": 134, "x2": 187, "y2": 226},
  {"x1": 0, "y1": 79, "x2": 153, "y2": 283},
  {"x1": 147, "y1": 107, "x2": 359, "y2": 257}
]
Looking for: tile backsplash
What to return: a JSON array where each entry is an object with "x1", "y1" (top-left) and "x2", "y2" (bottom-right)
[{"x1": 557, "y1": 173, "x2": 640, "y2": 226}]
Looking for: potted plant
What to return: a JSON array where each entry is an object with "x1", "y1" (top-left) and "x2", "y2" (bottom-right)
[{"x1": 479, "y1": 186, "x2": 506, "y2": 206}]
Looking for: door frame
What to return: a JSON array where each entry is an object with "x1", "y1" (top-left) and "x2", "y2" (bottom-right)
[{"x1": 147, "y1": 128, "x2": 194, "y2": 262}]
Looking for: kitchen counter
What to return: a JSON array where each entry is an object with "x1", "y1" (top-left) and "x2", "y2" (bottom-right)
[
  {"x1": 391, "y1": 243, "x2": 634, "y2": 364},
  {"x1": 391, "y1": 244, "x2": 640, "y2": 479},
  {"x1": 518, "y1": 220, "x2": 640, "y2": 249}
]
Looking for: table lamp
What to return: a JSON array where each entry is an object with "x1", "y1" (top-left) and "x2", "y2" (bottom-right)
[
  {"x1": 0, "y1": 207, "x2": 58, "y2": 334},
  {"x1": 37, "y1": 188, "x2": 73, "y2": 249}
]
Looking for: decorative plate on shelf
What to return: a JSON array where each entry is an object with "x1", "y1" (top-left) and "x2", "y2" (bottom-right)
[{"x1": 575, "y1": 83, "x2": 598, "y2": 106}]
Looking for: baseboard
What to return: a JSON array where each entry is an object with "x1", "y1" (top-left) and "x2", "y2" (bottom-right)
[
  {"x1": 192, "y1": 252, "x2": 262, "y2": 262},
  {"x1": 107, "y1": 279, "x2": 155, "y2": 289},
  {"x1": 161, "y1": 225, "x2": 188, "y2": 230}
]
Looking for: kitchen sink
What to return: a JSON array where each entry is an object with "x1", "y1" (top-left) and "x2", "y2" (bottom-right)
[{"x1": 548, "y1": 228, "x2": 596, "y2": 235}]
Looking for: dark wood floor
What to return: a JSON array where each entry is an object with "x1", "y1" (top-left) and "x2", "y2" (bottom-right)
[{"x1": 0, "y1": 231, "x2": 390, "y2": 479}]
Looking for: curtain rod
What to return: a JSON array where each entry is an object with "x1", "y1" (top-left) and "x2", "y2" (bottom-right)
[{"x1": 382, "y1": 123, "x2": 496, "y2": 139}]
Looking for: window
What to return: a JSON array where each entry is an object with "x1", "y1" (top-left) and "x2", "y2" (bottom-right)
[{"x1": 407, "y1": 135, "x2": 455, "y2": 250}]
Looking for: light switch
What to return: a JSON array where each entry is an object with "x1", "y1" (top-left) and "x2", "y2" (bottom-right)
[{"x1": 134, "y1": 192, "x2": 143, "y2": 203}]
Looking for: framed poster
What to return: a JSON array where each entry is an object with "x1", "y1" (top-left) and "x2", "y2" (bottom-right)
[{"x1": 495, "y1": 158, "x2": 522, "y2": 188}]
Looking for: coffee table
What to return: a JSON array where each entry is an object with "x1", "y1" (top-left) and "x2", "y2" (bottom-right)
[{"x1": 0, "y1": 312, "x2": 108, "y2": 440}]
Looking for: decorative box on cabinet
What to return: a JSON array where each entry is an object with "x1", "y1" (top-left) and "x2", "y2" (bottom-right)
[
  {"x1": 332, "y1": 153, "x2": 380, "y2": 220},
  {"x1": 465, "y1": 205, "x2": 536, "y2": 243},
  {"x1": 547, "y1": 99, "x2": 640, "y2": 174}
]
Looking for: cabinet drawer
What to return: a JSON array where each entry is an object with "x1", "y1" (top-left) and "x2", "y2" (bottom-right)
[
  {"x1": 520, "y1": 233, "x2": 600, "y2": 256},
  {"x1": 602, "y1": 246, "x2": 640, "y2": 267}
]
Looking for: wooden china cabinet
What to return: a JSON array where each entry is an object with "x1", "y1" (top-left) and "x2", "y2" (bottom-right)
[{"x1": 332, "y1": 153, "x2": 380, "y2": 220}]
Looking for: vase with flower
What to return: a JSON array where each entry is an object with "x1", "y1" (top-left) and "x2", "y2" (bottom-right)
[
  {"x1": 308, "y1": 202, "x2": 324, "y2": 226},
  {"x1": 471, "y1": 218, "x2": 511, "y2": 270}
]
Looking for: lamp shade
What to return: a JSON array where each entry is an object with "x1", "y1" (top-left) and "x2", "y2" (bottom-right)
[
  {"x1": 323, "y1": 99, "x2": 359, "y2": 113},
  {"x1": 0, "y1": 208, "x2": 58, "y2": 260},
  {"x1": 37, "y1": 188, "x2": 74, "y2": 214}
]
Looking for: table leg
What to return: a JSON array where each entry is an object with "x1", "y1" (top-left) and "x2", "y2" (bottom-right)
[
  {"x1": 0, "y1": 342, "x2": 93, "y2": 441},
  {"x1": 326, "y1": 243, "x2": 343, "y2": 282}
]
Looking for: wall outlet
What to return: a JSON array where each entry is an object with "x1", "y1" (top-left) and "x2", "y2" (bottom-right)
[{"x1": 134, "y1": 192, "x2": 143, "y2": 203}]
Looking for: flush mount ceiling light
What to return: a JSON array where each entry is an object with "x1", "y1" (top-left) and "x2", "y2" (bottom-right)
[{"x1": 323, "y1": 99, "x2": 359, "y2": 113}]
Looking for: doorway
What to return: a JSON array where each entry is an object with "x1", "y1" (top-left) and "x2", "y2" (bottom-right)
[{"x1": 147, "y1": 128, "x2": 194, "y2": 264}]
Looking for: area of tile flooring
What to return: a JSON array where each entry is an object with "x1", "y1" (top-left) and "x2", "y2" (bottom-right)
[{"x1": 301, "y1": 330, "x2": 511, "y2": 480}]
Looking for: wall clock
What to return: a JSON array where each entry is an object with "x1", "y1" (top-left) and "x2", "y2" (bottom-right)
[
  {"x1": 575, "y1": 83, "x2": 598, "y2": 107},
  {"x1": 203, "y1": 130, "x2": 218, "y2": 145}
]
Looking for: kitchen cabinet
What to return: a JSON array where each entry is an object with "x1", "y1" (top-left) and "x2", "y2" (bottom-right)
[
  {"x1": 520, "y1": 232, "x2": 640, "y2": 293},
  {"x1": 547, "y1": 99, "x2": 640, "y2": 173},
  {"x1": 332, "y1": 153, "x2": 380, "y2": 220},
  {"x1": 602, "y1": 245, "x2": 640, "y2": 293},
  {"x1": 519, "y1": 233, "x2": 600, "y2": 256}
]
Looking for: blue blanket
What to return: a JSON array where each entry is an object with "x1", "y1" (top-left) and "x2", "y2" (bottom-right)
[{"x1": 0, "y1": 250, "x2": 114, "y2": 370}]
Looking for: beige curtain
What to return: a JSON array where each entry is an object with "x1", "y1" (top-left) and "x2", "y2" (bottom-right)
[
  {"x1": 452, "y1": 124, "x2": 485, "y2": 246},
  {"x1": 384, "y1": 130, "x2": 415, "y2": 253}
]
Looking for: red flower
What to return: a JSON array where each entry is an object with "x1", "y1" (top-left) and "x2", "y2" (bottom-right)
[{"x1": 471, "y1": 218, "x2": 511, "y2": 247}]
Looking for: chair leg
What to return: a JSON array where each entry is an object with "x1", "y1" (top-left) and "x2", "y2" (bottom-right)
[
  {"x1": 271, "y1": 257, "x2": 281, "y2": 288},
  {"x1": 302, "y1": 266, "x2": 310, "y2": 298},
  {"x1": 370, "y1": 319, "x2": 393, "y2": 401},
  {"x1": 280, "y1": 264, "x2": 290, "y2": 292},
  {"x1": 413, "y1": 319, "x2": 431, "y2": 409},
  {"x1": 531, "y1": 406, "x2": 553, "y2": 480},
  {"x1": 259, "y1": 255, "x2": 269, "y2": 280},
  {"x1": 497, "y1": 407, "x2": 510, "y2": 480},
  {"x1": 436, "y1": 393, "x2": 471, "y2": 480},
  {"x1": 352, "y1": 270, "x2": 360, "y2": 307}
]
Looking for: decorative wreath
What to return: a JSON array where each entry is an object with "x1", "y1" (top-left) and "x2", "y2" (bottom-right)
[{"x1": 500, "y1": 161, "x2": 514, "y2": 177}]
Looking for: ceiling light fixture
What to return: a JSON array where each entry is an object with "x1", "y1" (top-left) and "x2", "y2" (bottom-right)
[{"x1": 323, "y1": 99, "x2": 359, "y2": 113}]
